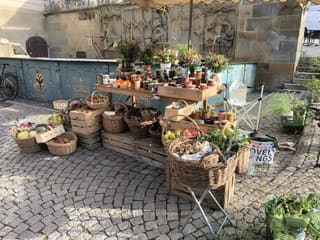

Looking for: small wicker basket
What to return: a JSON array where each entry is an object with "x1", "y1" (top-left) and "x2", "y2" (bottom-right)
[
  {"x1": 103, "y1": 102, "x2": 128, "y2": 133},
  {"x1": 11, "y1": 127, "x2": 45, "y2": 153},
  {"x1": 86, "y1": 90, "x2": 110, "y2": 110},
  {"x1": 46, "y1": 131, "x2": 77, "y2": 156},
  {"x1": 168, "y1": 138, "x2": 238, "y2": 189}
]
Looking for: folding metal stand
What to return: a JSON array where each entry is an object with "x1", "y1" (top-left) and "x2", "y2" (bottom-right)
[{"x1": 180, "y1": 187, "x2": 233, "y2": 237}]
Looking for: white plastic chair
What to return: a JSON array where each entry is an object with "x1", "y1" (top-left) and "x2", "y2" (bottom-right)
[{"x1": 223, "y1": 81, "x2": 264, "y2": 133}]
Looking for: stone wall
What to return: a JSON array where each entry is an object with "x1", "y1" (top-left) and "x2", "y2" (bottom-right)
[
  {"x1": 235, "y1": 1, "x2": 307, "y2": 90},
  {"x1": 44, "y1": 2, "x2": 307, "y2": 90},
  {"x1": 0, "y1": 1, "x2": 47, "y2": 49}
]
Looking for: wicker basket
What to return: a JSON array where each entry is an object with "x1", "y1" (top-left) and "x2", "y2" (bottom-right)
[
  {"x1": 46, "y1": 131, "x2": 77, "y2": 156},
  {"x1": 86, "y1": 90, "x2": 110, "y2": 110},
  {"x1": 11, "y1": 127, "x2": 45, "y2": 153},
  {"x1": 168, "y1": 138, "x2": 238, "y2": 189},
  {"x1": 103, "y1": 103, "x2": 128, "y2": 134},
  {"x1": 161, "y1": 114, "x2": 203, "y2": 152},
  {"x1": 164, "y1": 100, "x2": 195, "y2": 121},
  {"x1": 124, "y1": 107, "x2": 154, "y2": 137}
]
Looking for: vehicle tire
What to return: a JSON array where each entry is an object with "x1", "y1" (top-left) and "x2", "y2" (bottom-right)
[{"x1": 0, "y1": 73, "x2": 18, "y2": 102}]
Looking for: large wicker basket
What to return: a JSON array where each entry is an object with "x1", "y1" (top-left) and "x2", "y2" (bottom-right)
[
  {"x1": 102, "y1": 103, "x2": 128, "y2": 134},
  {"x1": 86, "y1": 90, "x2": 110, "y2": 110},
  {"x1": 161, "y1": 114, "x2": 203, "y2": 152},
  {"x1": 11, "y1": 127, "x2": 45, "y2": 153},
  {"x1": 168, "y1": 138, "x2": 238, "y2": 189},
  {"x1": 46, "y1": 131, "x2": 77, "y2": 156}
]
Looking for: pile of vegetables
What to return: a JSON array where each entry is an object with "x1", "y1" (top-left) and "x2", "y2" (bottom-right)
[
  {"x1": 200, "y1": 127, "x2": 250, "y2": 157},
  {"x1": 266, "y1": 193, "x2": 320, "y2": 239}
]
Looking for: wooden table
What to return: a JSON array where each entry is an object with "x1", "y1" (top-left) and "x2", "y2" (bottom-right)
[{"x1": 96, "y1": 84, "x2": 223, "y2": 109}]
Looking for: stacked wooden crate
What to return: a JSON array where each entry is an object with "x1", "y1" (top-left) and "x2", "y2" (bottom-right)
[{"x1": 70, "y1": 107, "x2": 105, "y2": 150}]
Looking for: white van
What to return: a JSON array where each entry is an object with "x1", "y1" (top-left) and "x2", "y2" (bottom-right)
[{"x1": 0, "y1": 38, "x2": 30, "y2": 58}]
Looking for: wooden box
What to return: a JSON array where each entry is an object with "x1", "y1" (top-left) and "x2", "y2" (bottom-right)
[
  {"x1": 102, "y1": 131, "x2": 139, "y2": 158},
  {"x1": 76, "y1": 131, "x2": 101, "y2": 150},
  {"x1": 158, "y1": 86, "x2": 218, "y2": 102},
  {"x1": 166, "y1": 157, "x2": 235, "y2": 209},
  {"x1": 70, "y1": 108, "x2": 105, "y2": 135},
  {"x1": 236, "y1": 146, "x2": 251, "y2": 174},
  {"x1": 164, "y1": 100, "x2": 196, "y2": 122},
  {"x1": 35, "y1": 124, "x2": 65, "y2": 143},
  {"x1": 135, "y1": 137, "x2": 167, "y2": 169}
]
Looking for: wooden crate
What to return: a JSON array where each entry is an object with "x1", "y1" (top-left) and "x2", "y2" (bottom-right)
[
  {"x1": 102, "y1": 131, "x2": 139, "y2": 158},
  {"x1": 102, "y1": 132, "x2": 168, "y2": 168},
  {"x1": 236, "y1": 146, "x2": 251, "y2": 174},
  {"x1": 158, "y1": 86, "x2": 218, "y2": 102},
  {"x1": 35, "y1": 124, "x2": 65, "y2": 143},
  {"x1": 76, "y1": 131, "x2": 101, "y2": 150},
  {"x1": 166, "y1": 157, "x2": 235, "y2": 209},
  {"x1": 70, "y1": 108, "x2": 105, "y2": 135},
  {"x1": 135, "y1": 137, "x2": 167, "y2": 168}
]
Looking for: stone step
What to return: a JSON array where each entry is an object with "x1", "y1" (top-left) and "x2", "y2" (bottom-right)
[
  {"x1": 292, "y1": 77, "x2": 308, "y2": 85},
  {"x1": 283, "y1": 83, "x2": 306, "y2": 91},
  {"x1": 296, "y1": 66, "x2": 313, "y2": 72},
  {"x1": 294, "y1": 72, "x2": 320, "y2": 79}
]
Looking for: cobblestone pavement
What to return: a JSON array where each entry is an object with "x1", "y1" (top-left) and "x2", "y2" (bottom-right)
[{"x1": 0, "y1": 99, "x2": 319, "y2": 240}]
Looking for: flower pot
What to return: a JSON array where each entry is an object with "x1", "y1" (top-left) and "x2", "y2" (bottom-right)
[{"x1": 160, "y1": 63, "x2": 171, "y2": 71}]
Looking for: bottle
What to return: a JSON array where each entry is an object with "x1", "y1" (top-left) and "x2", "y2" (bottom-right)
[{"x1": 229, "y1": 79, "x2": 247, "y2": 104}]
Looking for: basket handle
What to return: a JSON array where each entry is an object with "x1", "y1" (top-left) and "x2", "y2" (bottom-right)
[
  {"x1": 200, "y1": 142, "x2": 227, "y2": 168},
  {"x1": 167, "y1": 114, "x2": 203, "y2": 134},
  {"x1": 114, "y1": 102, "x2": 129, "y2": 112},
  {"x1": 175, "y1": 99, "x2": 189, "y2": 107}
]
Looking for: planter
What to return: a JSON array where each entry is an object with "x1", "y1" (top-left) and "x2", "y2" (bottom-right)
[
  {"x1": 160, "y1": 63, "x2": 171, "y2": 71},
  {"x1": 281, "y1": 111, "x2": 307, "y2": 129}
]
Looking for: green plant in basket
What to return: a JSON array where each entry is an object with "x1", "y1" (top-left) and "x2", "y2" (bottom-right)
[{"x1": 266, "y1": 193, "x2": 320, "y2": 239}]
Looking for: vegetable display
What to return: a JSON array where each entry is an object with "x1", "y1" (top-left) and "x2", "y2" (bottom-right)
[{"x1": 266, "y1": 193, "x2": 320, "y2": 239}]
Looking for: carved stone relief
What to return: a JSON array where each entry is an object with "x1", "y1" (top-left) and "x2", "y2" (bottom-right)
[{"x1": 99, "y1": 3, "x2": 236, "y2": 58}]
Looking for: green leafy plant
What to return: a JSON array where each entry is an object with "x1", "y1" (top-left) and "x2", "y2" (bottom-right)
[
  {"x1": 266, "y1": 193, "x2": 320, "y2": 239},
  {"x1": 262, "y1": 92, "x2": 306, "y2": 117},
  {"x1": 310, "y1": 57, "x2": 320, "y2": 72},
  {"x1": 117, "y1": 38, "x2": 141, "y2": 68},
  {"x1": 305, "y1": 77, "x2": 320, "y2": 102},
  {"x1": 175, "y1": 44, "x2": 202, "y2": 68},
  {"x1": 139, "y1": 43, "x2": 154, "y2": 65}
]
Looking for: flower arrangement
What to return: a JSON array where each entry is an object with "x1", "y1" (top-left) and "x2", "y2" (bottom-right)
[
  {"x1": 117, "y1": 38, "x2": 141, "y2": 69},
  {"x1": 153, "y1": 48, "x2": 176, "y2": 64},
  {"x1": 205, "y1": 53, "x2": 229, "y2": 73},
  {"x1": 175, "y1": 44, "x2": 202, "y2": 68}
]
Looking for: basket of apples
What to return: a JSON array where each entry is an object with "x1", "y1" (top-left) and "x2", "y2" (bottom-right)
[
  {"x1": 46, "y1": 131, "x2": 77, "y2": 156},
  {"x1": 11, "y1": 123, "x2": 47, "y2": 153},
  {"x1": 86, "y1": 91, "x2": 110, "y2": 110}
]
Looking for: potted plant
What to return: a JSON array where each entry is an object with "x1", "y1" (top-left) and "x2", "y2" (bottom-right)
[
  {"x1": 139, "y1": 43, "x2": 154, "y2": 71},
  {"x1": 205, "y1": 52, "x2": 229, "y2": 85},
  {"x1": 265, "y1": 193, "x2": 320, "y2": 240},
  {"x1": 117, "y1": 38, "x2": 141, "y2": 71},
  {"x1": 305, "y1": 77, "x2": 320, "y2": 103},
  {"x1": 175, "y1": 44, "x2": 202, "y2": 77},
  {"x1": 153, "y1": 48, "x2": 176, "y2": 70},
  {"x1": 263, "y1": 92, "x2": 307, "y2": 130}
]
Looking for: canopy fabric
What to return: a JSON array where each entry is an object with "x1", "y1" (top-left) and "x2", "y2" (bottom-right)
[{"x1": 132, "y1": 0, "x2": 319, "y2": 9}]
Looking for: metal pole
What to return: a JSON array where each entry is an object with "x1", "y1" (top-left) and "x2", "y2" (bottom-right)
[{"x1": 188, "y1": 0, "x2": 193, "y2": 49}]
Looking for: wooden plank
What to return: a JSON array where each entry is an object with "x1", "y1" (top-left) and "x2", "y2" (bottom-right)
[
  {"x1": 103, "y1": 142, "x2": 139, "y2": 158},
  {"x1": 102, "y1": 131, "x2": 137, "y2": 144},
  {"x1": 78, "y1": 142, "x2": 101, "y2": 150},
  {"x1": 103, "y1": 138, "x2": 135, "y2": 152},
  {"x1": 96, "y1": 84, "x2": 153, "y2": 99},
  {"x1": 75, "y1": 130, "x2": 101, "y2": 139},
  {"x1": 158, "y1": 86, "x2": 218, "y2": 102}
]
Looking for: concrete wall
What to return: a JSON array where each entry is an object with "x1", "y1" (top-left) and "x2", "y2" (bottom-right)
[
  {"x1": 0, "y1": 0, "x2": 47, "y2": 49},
  {"x1": 235, "y1": 1, "x2": 306, "y2": 90},
  {"x1": 46, "y1": 9, "x2": 101, "y2": 58}
]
